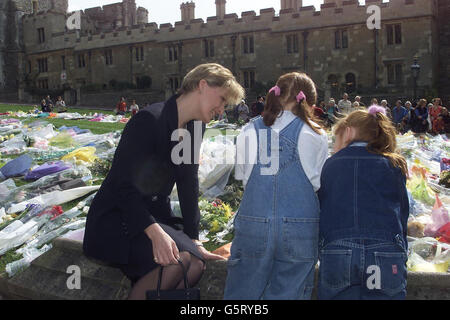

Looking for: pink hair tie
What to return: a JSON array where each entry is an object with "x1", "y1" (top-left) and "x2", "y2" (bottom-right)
[
  {"x1": 269, "y1": 86, "x2": 281, "y2": 96},
  {"x1": 368, "y1": 105, "x2": 387, "y2": 116},
  {"x1": 296, "y1": 91, "x2": 306, "y2": 103}
]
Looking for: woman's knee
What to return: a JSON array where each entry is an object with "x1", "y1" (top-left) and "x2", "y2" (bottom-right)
[
  {"x1": 179, "y1": 251, "x2": 192, "y2": 268},
  {"x1": 190, "y1": 256, "x2": 205, "y2": 274}
]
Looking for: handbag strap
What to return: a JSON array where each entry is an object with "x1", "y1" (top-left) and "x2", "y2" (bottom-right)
[{"x1": 156, "y1": 259, "x2": 190, "y2": 296}]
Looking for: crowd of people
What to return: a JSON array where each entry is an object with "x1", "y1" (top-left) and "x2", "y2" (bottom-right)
[
  {"x1": 230, "y1": 92, "x2": 450, "y2": 137},
  {"x1": 114, "y1": 97, "x2": 140, "y2": 116},
  {"x1": 37, "y1": 95, "x2": 145, "y2": 117},
  {"x1": 39, "y1": 95, "x2": 68, "y2": 113},
  {"x1": 312, "y1": 94, "x2": 450, "y2": 135}
]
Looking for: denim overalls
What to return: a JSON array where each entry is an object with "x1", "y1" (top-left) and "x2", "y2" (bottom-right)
[
  {"x1": 224, "y1": 116, "x2": 320, "y2": 300},
  {"x1": 318, "y1": 142, "x2": 409, "y2": 300}
]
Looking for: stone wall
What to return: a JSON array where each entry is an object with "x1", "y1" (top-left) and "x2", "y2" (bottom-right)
[
  {"x1": 0, "y1": 0, "x2": 27, "y2": 96},
  {"x1": 18, "y1": 0, "x2": 439, "y2": 105},
  {"x1": 438, "y1": 0, "x2": 450, "y2": 104},
  {"x1": 0, "y1": 232, "x2": 449, "y2": 300}
]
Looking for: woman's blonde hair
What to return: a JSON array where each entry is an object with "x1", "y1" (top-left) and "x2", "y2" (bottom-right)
[
  {"x1": 334, "y1": 110, "x2": 408, "y2": 177},
  {"x1": 263, "y1": 72, "x2": 322, "y2": 134},
  {"x1": 178, "y1": 63, "x2": 245, "y2": 106}
]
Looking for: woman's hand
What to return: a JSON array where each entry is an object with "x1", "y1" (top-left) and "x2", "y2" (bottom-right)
[
  {"x1": 145, "y1": 224, "x2": 180, "y2": 266},
  {"x1": 197, "y1": 245, "x2": 227, "y2": 261},
  {"x1": 192, "y1": 240, "x2": 227, "y2": 261}
]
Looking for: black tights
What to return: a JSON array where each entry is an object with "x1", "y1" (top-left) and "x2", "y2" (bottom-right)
[{"x1": 127, "y1": 251, "x2": 205, "y2": 300}]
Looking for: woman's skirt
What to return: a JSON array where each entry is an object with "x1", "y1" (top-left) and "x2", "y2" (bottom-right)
[{"x1": 118, "y1": 223, "x2": 204, "y2": 284}]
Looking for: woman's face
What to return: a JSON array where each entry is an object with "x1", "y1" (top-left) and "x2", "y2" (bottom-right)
[{"x1": 198, "y1": 81, "x2": 227, "y2": 123}]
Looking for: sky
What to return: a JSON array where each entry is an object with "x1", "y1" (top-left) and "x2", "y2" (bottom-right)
[{"x1": 67, "y1": 0, "x2": 376, "y2": 26}]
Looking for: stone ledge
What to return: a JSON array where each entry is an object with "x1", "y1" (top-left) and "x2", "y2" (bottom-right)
[{"x1": 0, "y1": 234, "x2": 449, "y2": 300}]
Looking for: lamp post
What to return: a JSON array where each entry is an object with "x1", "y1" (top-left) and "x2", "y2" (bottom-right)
[{"x1": 411, "y1": 55, "x2": 420, "y2": 102}]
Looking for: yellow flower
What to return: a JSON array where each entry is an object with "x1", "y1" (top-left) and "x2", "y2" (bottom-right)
[
  {"x1": 221, "y1": 203, "x2": 233, "y2": 219},
  {"x1": 210, "y1": 220, "x2": 220, "y2": 233}
]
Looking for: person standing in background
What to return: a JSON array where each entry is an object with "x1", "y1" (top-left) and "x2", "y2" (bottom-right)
[
  {"x1": 116, "y1": 97, "x2": 127, "y2": 116},
  {"x1": 237, "y1": 100, "x2": 250, "y2": 122},
  {"x1": 354, "y1": 96, "x2": 365, "y2": 108},
  {"x1": 130, "y1": 100, "x2": 140, "y2": 116},
  {"x1": 338, "y1": 93, "x2": 352, "y2": 115},
  {"x1": 55, "y1": 96, "x2": 67, "y2": 113}
]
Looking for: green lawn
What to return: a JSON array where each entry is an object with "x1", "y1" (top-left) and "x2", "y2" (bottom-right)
[{"x1": 0, "y1": 104, "x2": 126, "y2": 134}]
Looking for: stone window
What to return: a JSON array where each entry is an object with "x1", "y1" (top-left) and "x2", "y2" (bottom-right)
[
  {"x1": 37, "y1": 28, "x2": 45, "y2": 44},
  {"x1": 37, "y1": 79, "x2": 49, "y2": 89},
  {"x1": 386, "y1": 62, "x2": 403, "y2": 85},
  {"x1": 204, "y1": 39, "x2": 215, "y2": 58},
  {"x1": 78, "y1": 54, "x2": 86, "y2": 68},
  {"x1": 61, "y1": 56, "x2": 66, "y2": 70},
  {"x1": 169, "y1": 77, "x2": 181, "y2": 91},
  {"x1": 168, "y1": 46, "x2": 178, "y2": 62},
  {"x1": 136, "y1": 76, "x2": 152, "y2": 89},
  {"x1": 37, "y1": 58, "x2": 48, "y2": 73},
  {"x1": 242, "y1": 36, "x2": 254, "y2": 54},
  {"x1": 335, "y1": 29, "x2": 348, "y2": 49},
  {"x1": 243, "y1": 70, "x2": 255, "y2": 89},
  {"x1": 105, "y1": 50, "x2": 113, "y2": 65},
  {"x1": 387, "y1": 24, "x2": 402, "y2": 45},
  {"x1": 136, "y1": 46, "x2": 144, "y2": 62},
  {"x1": 286, "y1": 34, "x2": 299, "y2": 54}
]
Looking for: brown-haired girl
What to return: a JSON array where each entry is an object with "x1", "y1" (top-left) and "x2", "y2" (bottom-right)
[
  {"x1": 225, "y1": 72, "x2": 328, "y2": 299},
  {"x1": 318, "y1": 107, "x2": 409, "y2": 300}
]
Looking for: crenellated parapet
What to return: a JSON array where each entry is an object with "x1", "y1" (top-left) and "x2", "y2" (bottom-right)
[{"x1": 21, "y1": 0, "x2": 436, "y2": 54}]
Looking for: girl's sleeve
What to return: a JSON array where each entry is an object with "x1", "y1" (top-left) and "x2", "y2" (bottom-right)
[
  {"x1": 235, "y1": 122, "x2": 257, "y2": 189},
  {"x1": 298, "y1": 127, "x2": 329, "y2": 192}
]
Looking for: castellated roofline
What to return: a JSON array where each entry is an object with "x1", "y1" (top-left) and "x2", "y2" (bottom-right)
[
  {"x1": 21, "y1": 0, "x2": 422, "y2": 24},
  {"x1": 23, "y1": 0, "x2": 434, "y2": 53}
]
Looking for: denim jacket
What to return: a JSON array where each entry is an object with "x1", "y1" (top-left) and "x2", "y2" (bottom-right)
[{"x1": 318, "y1": 142, "x2": 409, "y2": 250}]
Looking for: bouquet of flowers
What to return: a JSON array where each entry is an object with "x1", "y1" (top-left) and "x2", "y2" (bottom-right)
[{"x1": 199, "y1": 198, "x2": 235, "y2": 247}]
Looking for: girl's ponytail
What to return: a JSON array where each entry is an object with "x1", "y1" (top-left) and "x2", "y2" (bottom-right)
[
  {"x1": 336, "y1": 109, "x2": 408, "y2": 177},
  {"x1": 368, "y1": 112, "x2": 408, "y2": 177}
]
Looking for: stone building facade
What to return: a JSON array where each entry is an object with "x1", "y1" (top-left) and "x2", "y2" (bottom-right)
[
  {"x1": 438, "y1": 0, "x2": 450, "y2": 103},
  {"x1": 1, "y1": 0, "x2": 448, "y2": 106}
]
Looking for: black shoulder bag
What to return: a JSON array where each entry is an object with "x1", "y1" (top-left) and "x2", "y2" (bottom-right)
[{"x1": 146, "y1": 259, "x2": 200, "y2": 300}]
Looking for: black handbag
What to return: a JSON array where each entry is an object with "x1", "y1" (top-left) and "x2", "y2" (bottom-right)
[{"x1": 146, "y1": 259, "x2": 200, "y2": 300}]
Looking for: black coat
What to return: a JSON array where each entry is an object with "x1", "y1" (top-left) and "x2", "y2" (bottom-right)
[{"x1": 83, "y1": 95, "x2": 205, "y2": 265}]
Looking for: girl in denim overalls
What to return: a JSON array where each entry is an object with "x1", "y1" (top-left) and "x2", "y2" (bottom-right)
[
  {"x1": 224, "y1": 72, "x2": 328, "y2": 300},
  {"x1": 318, "y1": 106, "x2": 409, "y2": 300}
]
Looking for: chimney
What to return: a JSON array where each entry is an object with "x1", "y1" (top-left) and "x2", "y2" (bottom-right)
[
  {"x1": 180, "y1": 1, "x2": 195, "y2": 23},
  {"x1": 32, "y1": 0, "x2": 38, "y2": 13},
  {"x1": 280, "y1": 0, "x2": 303, "y2": 11},
  {"x1": 216, "y1": 0, "x2": 226, "y2": 19},
  {"x1": 323, "y1": 0, "x2": 343, "y2": 6}
]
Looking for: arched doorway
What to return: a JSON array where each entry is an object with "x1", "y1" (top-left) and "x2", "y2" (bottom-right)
[{"x1": 345, "y1": 73, "x2": 356, "y2": 94}]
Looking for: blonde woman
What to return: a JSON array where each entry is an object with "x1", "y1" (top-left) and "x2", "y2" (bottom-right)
[{"x1": 83, "y1": 63, "x2": 245, "y2": 300}]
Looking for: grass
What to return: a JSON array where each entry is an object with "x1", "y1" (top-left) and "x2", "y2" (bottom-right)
[{"x1": 0, "y1": 104, "x2": 126, "y2": 135}]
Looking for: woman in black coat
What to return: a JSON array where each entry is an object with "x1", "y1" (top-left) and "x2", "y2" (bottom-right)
[{"x1": 83, "y1": 64, "x2": 245, "y2": 299}]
